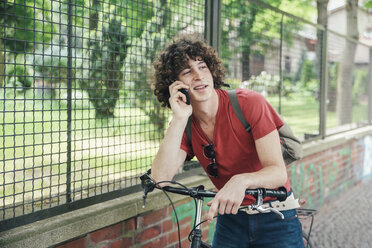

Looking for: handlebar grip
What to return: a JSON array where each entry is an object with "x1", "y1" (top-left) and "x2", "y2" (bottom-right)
[
  {"x1": 245, "y1": 187, "x2": 287, "y2": 202},
  {"x1": 263, "y1": 187, "x2": 288, "y2": 201}
]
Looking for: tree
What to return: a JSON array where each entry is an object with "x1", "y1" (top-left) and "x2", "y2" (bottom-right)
[
  {"x1": 79, "y1": 18, "x2": 131, "y2": 117},
  {"x1": 336, "y1": 0, "x2": 359, "y2": 125},
  {"x1": 124, "y1": 0, "x2": 205, "y2": 136},
  {"x1": 76, "y1": 0, "x2": 155, "y2": 118},
  {"x1": 365, "y1": 0, "x2": 372, "y2": 8},
  {"x1": 221, "y1": 0, "x2": 314, "y2": 81},
  {"x1": 0, "y1": 0, "x2": 54, "y2": 89},
  {"x1": 124, "y1": 0, "x2": 170, "y2": 134}
]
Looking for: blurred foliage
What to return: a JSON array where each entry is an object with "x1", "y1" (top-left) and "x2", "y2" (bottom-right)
[
  {"x1": 365, "y1": 0, "x2": 372, "y2": 9},
  {"x1": 240, "y1": 71, "x2": 280, "y2": 96},
  {"x1": 5, "y1": 64, "x2": 32, "y2": 90},
  {"x1": 221, "y1": 0, "x2": 314, "y2": 80},
  {"x1": 0, "y1": 0, "x2": 53, "y2": 54},
  {"x1": 352, "y1": 69, "x2": 368, "y2": 106},
  {"x1": 79, "y1": 18, "x2": 131, "y2": 117}
]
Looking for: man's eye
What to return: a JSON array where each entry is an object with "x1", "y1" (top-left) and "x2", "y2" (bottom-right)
[{"x1": 183, "y1": 70, "x2": 191, "y2": 75}]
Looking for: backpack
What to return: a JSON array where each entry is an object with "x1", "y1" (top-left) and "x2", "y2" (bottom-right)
[{"x1": 185, "y1": 90, "x2": 302, "y2": 166}]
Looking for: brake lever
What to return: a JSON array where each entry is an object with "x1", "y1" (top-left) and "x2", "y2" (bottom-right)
[
  {"x1": 249, "y1": 188, "x2": 284, "y2": 219},
  {"x1": 139, "y1": 169, "x2": 155, "y2": 208},
  {"x1": 255, "y1": 205, "x2": 284, "y2": 219}
]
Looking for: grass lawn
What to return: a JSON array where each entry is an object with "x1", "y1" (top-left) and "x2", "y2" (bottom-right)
[
  {"x1": 0, "y1": 89, "x2": 368, "y2": 207},
  {"x1": 267, "y1": 93, "x2": 368, "y2": 139}
]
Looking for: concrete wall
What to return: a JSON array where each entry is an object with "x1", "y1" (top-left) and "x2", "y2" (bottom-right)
[{"x1": 1, "y1": 126, "x2": 372, "y2": 248}]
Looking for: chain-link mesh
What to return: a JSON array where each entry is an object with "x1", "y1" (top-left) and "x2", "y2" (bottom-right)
[
  {"x1": 327, "y1": 30, "x2": 370, "y2": 134},
  {"x1": 0, "y1": 0, "x2": 205, "y2": 229},
  {"x1": 220, "y1": 0, "x2": 322, "y2": 140},
  {"x1": 220, "y1": 0, "x2": 371, "y2": 140},
  {"x1": 1, "y1": 0, "x2": 371, "y2": 231}
]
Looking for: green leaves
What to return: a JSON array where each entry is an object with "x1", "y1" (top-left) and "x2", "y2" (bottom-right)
[{"x1": 366, "y1": 0, "x2": 372, "y2": 9}]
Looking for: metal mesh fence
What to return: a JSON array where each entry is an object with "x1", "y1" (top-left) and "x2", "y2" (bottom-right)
[
  {"x1": 0, "y1": 0, "x2": 371, "y2": 231},
  {"x1": 327, "y1": 30, "x2": 371, "y2": 134},
  {"x1": 0, "y1": 0, "x2": 205, "y2": 230},
  {"x1": 220, "y1": 0, "x2": 371, "y2": 140},
  {"x1": 220, "y1": 0, "x2": 323, "y2": 140}
]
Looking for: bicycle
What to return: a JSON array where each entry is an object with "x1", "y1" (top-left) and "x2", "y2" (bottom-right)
[
  {"x1": 140, "y1": 169, "x2": 297, "y2": 248},
  {"x1": 297, "y1": 208, "x2": 317, "y2": 248}
]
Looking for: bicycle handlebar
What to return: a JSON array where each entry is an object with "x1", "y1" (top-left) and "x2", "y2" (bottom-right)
[
  {"x1": 140, "y1": 169, "x2": 288, "y2": 203},
  {"x1": 139, "y1": 169, "x2": 289, "y2": 247},
  {"x1": 162, "y1": 185, "x2": 288, "y2": 201}
]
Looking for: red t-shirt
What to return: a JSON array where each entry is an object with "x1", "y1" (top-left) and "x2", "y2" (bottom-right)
[{"x1": 180, "y1": 88, "x2": 291, "y2": 205}]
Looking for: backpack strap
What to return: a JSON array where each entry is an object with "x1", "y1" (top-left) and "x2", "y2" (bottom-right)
[
  {"x1": 228, "y1": 90, "x2": 251, "y2": 132},
  {"x1": 185, "y1": 90, "x2": 251, "y2": 152},
  {"x1": 185, "y1": 116, "x2": 193, "y2": 150}
]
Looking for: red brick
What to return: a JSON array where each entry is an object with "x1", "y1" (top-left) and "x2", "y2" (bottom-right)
[
  {"x1": 168, "y1": 226, "x2": 190, "y2": 244},
  {"x1": 202, "y1": 229, "x2": 209, "y2": 240},
  {"x1": 55, "y1": 236, "x2": 86, "y2": 248},
  {"x1": 142, "y1": 209, "x2": 165, "y2": 226},
  {"x1": 141, "y1": 236, "x2": 167, "y2": 248},
  {"x1": 181, "y1": 238, "x2": 190, "y2": 248},
  {"x1": 135, "y1": 225, "x2": 161, "y2": 243},
  {"x1": 125, "y1": 218, "x2": 136, "y2": 232},
  {"x1": 90, "y1": 223, "x2": 123, "y2": 243},
  {"x1": 168, "y1": 230, "x2": 180, "y2": 245},
  {"x1": 174, "y1": 199, "x2": 191, "y2": 208},
  {"x1": 178, "y1": 216, "x2": 192, "y2": 227},
  {"x1": 169, "y1": 239, "x2": 189, "y2": 248},
  {"x1": 111, "y1": 237, "x2": 133, "y2": 248},
  {"x1": 162, "y1": 219, "x2": 174, "y2": 233}
]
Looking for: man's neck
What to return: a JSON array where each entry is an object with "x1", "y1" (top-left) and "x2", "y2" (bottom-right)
[{"x1": 192, "y1": 89, "x2": 219, "y2": 126}]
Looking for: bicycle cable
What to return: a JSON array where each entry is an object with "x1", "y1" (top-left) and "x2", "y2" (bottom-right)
[
  {"x1": 186, "y1": 205, "x2": 250, "y2": 243},
  {"x1": 153, "y1": 180, "x2": 198, "y2": 248}
]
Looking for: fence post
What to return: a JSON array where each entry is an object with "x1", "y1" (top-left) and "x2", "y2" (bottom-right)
[
  {"x1": 205, "y1": 0, "x2": 221, "y2": 52},
  {"x1": 319, "y1": 26, "x2": 328, "y2": 139},
  {"x1": 66, "y1": 0, "x2": 73, "y2": 203},
  {"x1": 278, "y1": 14, "x2": 284, "y2": 114},
  {"x1": 368, "y1": 47, "x2": 372, "y2": 124}
]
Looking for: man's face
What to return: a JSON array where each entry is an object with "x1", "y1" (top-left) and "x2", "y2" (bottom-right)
[{"x1": 177, "y1": 56, "x2": 214, "y2": 103}]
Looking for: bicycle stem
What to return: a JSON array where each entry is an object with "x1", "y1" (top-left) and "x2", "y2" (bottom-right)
[{"x1": 195, "y1": 199, "x2": 203, "y2": 230}]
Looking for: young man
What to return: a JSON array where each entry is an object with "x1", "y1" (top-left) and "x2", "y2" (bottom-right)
[{"x1": 151, "y1": 36, "x2": 304, "y2": 247}]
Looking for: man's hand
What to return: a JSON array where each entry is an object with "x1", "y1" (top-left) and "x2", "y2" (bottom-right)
[
  {"x1": 207, "y1": 175, "x2": 246, "y2": 221},
  {"x1": 168, "y1": 81, "x2": 192, "y2": 120}
]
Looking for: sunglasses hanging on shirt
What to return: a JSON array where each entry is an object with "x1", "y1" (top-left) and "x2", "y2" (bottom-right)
[{"x1": 202, "y1": 143, "x2": 218, "y2": 178}]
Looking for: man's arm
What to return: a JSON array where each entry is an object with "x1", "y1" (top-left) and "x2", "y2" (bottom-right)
[
  {"x1": 240, "y1": 129, "x2": 287, "y2": 189},
  {"x1": 151, "y1": 118, "x2": 188, "y2": 183},
  {"x1": 151, "y1": 81, "x2": 192, "y2": 183},
  {"x1": 207, "y1": 129, "x2": 287, "y2": 220}
]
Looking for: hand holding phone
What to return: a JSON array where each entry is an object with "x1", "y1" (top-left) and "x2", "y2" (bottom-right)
[{"x1": 178, "y1": 88, "x2": 190, "y2": 105}]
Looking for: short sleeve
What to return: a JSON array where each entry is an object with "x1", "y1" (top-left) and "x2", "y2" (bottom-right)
[{"x1": 236, "y1": 88, "x2": 284, "y2": 140}]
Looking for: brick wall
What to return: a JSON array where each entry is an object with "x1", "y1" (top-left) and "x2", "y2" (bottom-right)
[
  {"x1": 55, "y1": 198, "x2": 215, "y2": 248},
  {"x1": 54, "y1": 135, "x2": 371, "y2": 248},
  {"x1": 288, "y1": 139, "x2": 366, "y2": 209}
]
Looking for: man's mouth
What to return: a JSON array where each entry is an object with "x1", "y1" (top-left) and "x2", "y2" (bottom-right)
[{"x1": 194, "y1": 85, "x2": 208, "y2": 90}]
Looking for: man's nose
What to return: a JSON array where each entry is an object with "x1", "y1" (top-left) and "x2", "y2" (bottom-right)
[{"x1": 193, "y1": 68, "x2": 203, "y2": 81}]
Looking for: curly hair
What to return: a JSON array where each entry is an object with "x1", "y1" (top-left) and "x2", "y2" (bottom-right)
[{"x1": 153, "y1": 35, "x2": 226, "y2": 108}]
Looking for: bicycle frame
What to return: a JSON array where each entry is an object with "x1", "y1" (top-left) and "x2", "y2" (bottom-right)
[{"x1": 140, "y1": 169, "x2": 288, "y2": 248}]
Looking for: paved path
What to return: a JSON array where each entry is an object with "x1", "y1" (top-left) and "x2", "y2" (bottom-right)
[{"x1": 307, "y1": 179, "x2": 372, "y2": 248}]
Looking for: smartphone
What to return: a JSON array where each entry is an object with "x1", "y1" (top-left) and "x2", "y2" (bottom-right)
[{"x1": 178, "y1": 88, "x2": 190, "y2": 105}]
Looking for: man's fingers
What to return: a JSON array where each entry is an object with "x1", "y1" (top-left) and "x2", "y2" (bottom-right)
[
  {"x1": 224, "y1": 201, "x2": 234, "y2": 214},
  {"x1": 169, "y1": 81, "x2": 189, "y2": 95},
  {"x1": 208, "y1": 199, "x2": 218, "y2": 221},
  {"x1": 218, "y1": 199, "x2": 226, "y2": 215},
  {"x1": 231, "y1": 204, "x2": 240, "y2": 215}
]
